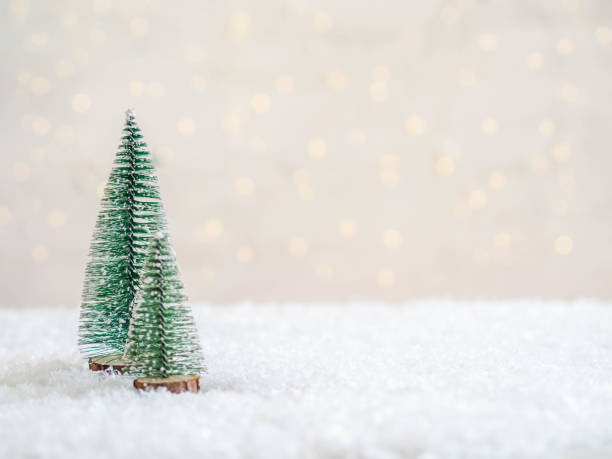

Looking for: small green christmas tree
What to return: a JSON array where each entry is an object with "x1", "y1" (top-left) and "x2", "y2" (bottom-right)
[
  {"x1": 124, "y1": 231, "x2": 205, "y2": 388},
  {"x1": 79, "y1": 109, "x2": 167, "y2": 359}
]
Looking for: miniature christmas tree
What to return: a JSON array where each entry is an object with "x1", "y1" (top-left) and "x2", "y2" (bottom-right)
[
  {"x1": 124, "y1": 232, "x2": 205, "y2": 393},
  {"x1": 79, "y1": 109, "x2": 167, "y2": 369}
]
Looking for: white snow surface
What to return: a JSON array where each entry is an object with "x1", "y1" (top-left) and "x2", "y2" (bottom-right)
[{"x1": 2, "y1": 301, "x2": 612, "y2": 459}]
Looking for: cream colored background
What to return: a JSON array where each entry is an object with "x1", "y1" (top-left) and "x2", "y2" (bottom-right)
[{"x1": 1, "y1": 0, "x2": 612, "y2": 307}]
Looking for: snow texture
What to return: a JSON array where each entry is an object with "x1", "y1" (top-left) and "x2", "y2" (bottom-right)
[{"x1": 2, "y1": 302, "x2": 612, "y2": 459}]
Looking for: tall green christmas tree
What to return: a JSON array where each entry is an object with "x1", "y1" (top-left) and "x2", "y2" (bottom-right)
[
  {"x1": 79, "y1": 109, "x2": 167, "y2": 359},
  {"x1": 124, "y1": 232, "x2": 205, "y2": 389}
]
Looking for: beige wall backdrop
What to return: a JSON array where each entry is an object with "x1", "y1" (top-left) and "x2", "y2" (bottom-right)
[{"x1": 1, "y1": 0, "x2": 612, "y2": 307}]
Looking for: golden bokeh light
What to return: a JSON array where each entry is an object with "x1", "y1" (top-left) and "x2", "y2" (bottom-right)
[
  {"x1": 31, "y1": 116, "x2": 50, "y2": 136},
  {"x1": 479, "y1": 33, "x2": 498, "y2": 51},
  {"x1": 31, "y1": 32, "x2": 48, "y2": 47},
  {"x1": 31, "y1": 245, "x2": 49, "y2": 263},
  {"x1": 538, "y1": 118, "x2": 555, "y2": 137},
  {"x1": 369, "y1": 81, "x2": 388, "y2": 102},
  {"x1": 405, "y1": 115, "x2": 426, "y2": 136},
  {"x1": 177, "y1": 116, "x2": 196, "y2": 136},
  {"x1": 596, "y1": 26, "x2": 612, "y2": 45},
  {"x1": 556, "y1": 38, "x2": 574, "y2": 55},
  {"x1": 12, "y1": 162, "x2": 31, "y2": 182},
  {"x1": 129, "y1": 80, "x2": 145, "y2": 97},
  {"x1": 130, "y1": 17, "x2": 149, "y2": 37},
  {"x1": 381, "y1": 154, "x2": 398, "y2": 168},
  {"x1": 62, "y1": 11, "x2": 78, "y2": 29},
  {"x1": 235, "y1": 177, "x2": 254, "y2": 196},
  {"x1": 348, "y1": 129, "x2": 366, "y2": 145},
  {"x1": 47, "y1": 210, "x2": 66, "y2": 228},
  {"x1": 288, "y1": 237, "x2": 308, "y2": 257},
  {"x1": 338, "y1": 219, "x2": 357, "y2": 237},
  {"x1": 316, "y1": 264, "x2": 334, "y2": 280},
  {"x1": 380, "y1": 169, "x2": 399, "y2": 188},
  {"x1": 203, "y1": 219, "x2": 224, "y2": 238},
  {"x1": 222, "y1": 113, "x2": 243, "y2": 135},
  {"x1": 313, "y1": 11, "x2": 332, "y2": 30},
  {"x1": 372, "y1": 66, "x2": 390, "y2": 82},
  {"x1": 472, "y1": 249, "x2": 489, "y2": 265},
  {"x1": 18, "y1": 72, "x2": 31, "y2": 86},
  {"x1": 90, "y1": 28, "x2": 107, "y2": 44},
  {"x1": 435, "y1": 156, "x2": 455, "y2": 177},
  {"x1": 30, "y1": 76, "x2": 50, "y2": 96},
  {"x1": 92, "y1": 0, "x2": 112, "y2": 15},
  {"x1": 555, "y1": 235, "x2": 573, "y2": 255},
  {"x1": 380, "y1": 154, "x2": 399, "y2": 187},
  {"x1": 468, "y1": 189, "x2": 487, "y2": 209},
  {"x1": 481, "y1": 118, "x2": 499, "y2": 134},
  {"x1": 376, "y1": 269, "x2": 395, "y2": 286},
  {"x1": 55, "y1": 59, "x2": 75, "y2": 78},
  {"x1": 55, "y1": 126, "x2": 75, "y2": 145},
  {"x1": 147, "y1": 82, "x2": 165, "y2": 98},
  {"x1": 552, "y1": 143, "x2": 571, "y2": 162},
  {"x1": 297, "y1": 184, "x2": 314, "y2": 200},
  {"x1": 526, "y1": 52, "x2": 543, "y2": 69},
  {"x1": 494, "y1": 232, "x2": 511, "y2": 248},
  {"x1": 72, "y1": 93, "x2": 92, "y2": 113},
  {"x1": 457, "y1": 68, "x2": 476, "y2": 86},
  {"x1": 200, "y1": 266, "x2": 215, "y2": 281},
  {"x1": 249, "y1": 137, "x2": 267, "y2": 153},
  {"x1": 293, "y1": 168, "x2": 311, "y2": 186},
  {"x1": 230, "y1": 10, "x2": 250, "y2": 41},
  {"x1": 184, "y1": 44, "x2": 205, "y2": 65},
  {"x1": 307, "y1": 137, "x2": 328, "y2": 158},
  {"x1": 236, "y1": 246, "x2": 253, "y2": 264},
  {"x1": 251, "y1": 93, "x2": 271, "y2": 113},
  {"x1": 382, "y1": 229, "x2": 403, "y2": 249},
  {"x1": 552, "y1": 199, "x2": 569, "y2": 216},
  {"x1": 191, "y1": 76, "x2": 207, "y2": 92},
  {"x1": 11, "y1": 0, "x2": 28, "y2": 24},
  {"x1": 0, "y1": 207, "x2": 14, "y2": 227},
  {"x1": 276, "y1": 75, "x2": 294, "y2": 93},
  {"x1": 327, "y1": 70, "x2": 346, "y2": 90},
  {"x1": 560, "y1": 83, "x2": 578, "y2": 102},
  {"x1": 488, "y1": 171, "x2": 506, "y2": 189}
]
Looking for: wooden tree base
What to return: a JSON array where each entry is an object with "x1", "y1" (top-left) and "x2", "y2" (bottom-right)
[
  {"x1": 88, "y1": 354, "x2": 129, "y2": 374},
  {"x1": 134, "y1": 375, "x2": 200, "y2": 394}
]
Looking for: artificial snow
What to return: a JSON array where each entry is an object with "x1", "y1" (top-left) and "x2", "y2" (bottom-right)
[{"x1": 2, "y1": 301, "x2": 612, "y2": 459}]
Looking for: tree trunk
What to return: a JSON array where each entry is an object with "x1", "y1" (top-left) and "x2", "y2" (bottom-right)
[
  {"x1": 88, "y1": 354, "x2": 128, "y2": 374},
  {"x1": 133, "y1": 375, "x2": 200, "y2": 393}
]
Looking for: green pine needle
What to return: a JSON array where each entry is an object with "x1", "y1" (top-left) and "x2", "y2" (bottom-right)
[
  {"x1": 79, "y1": 110, "x2": 168, "y2": 357},
  {"x1": 123, "y1": 232, "x2": 205, "y2": 377}
]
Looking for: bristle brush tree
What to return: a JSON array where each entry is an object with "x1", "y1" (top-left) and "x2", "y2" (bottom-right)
[
  {"x1": 79, "y1": 109, "x2": 167, "y2": 372},
  {"x1": 124, "y1": 232, "x2": 205, "y2": 393}
]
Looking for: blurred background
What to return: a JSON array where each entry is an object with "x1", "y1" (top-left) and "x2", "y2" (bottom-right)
[{"x1": 1, "y1": 0, "x2": 611, "y2": 307}]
